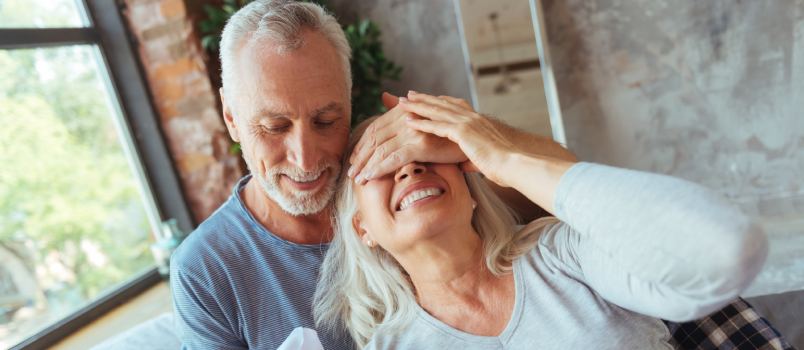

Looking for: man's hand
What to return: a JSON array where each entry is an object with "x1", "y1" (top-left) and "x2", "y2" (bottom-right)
[{"x1": 348, "y1": 92, "x2": 468, "y2": 183}]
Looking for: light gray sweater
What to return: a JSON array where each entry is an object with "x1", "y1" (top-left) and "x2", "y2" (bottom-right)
[{"x1": 365, "y1": 162, "x2": 768, "y2": 350}]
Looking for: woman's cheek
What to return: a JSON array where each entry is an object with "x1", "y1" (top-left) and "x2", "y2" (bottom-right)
[
  {"x1": 364, "y1": 181, "x2": 394, "y2": 231},
  {"x1": 356, "y1": 183, "x2": 391, "y2": 229}
]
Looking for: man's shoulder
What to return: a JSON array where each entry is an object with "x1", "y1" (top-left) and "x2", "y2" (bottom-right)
[{"x1": 171, "y1": 196, "x2": 252, "y2": 275}]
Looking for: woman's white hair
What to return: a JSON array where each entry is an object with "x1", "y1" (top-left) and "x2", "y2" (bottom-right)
[
  {"x1": 219, "y1": 0, "x2": 352, "y2": 101},
  {"x1": 313, "y1": 122, "x2": 557, "y2": 348}
]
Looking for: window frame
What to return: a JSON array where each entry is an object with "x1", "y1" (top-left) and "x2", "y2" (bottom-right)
[{"x1": 0, "y1": 0, "x2": 194, "y2": 348}]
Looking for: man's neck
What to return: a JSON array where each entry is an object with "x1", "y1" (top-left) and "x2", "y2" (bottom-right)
[{"x1": 241, "y1": 177, "x2": 333, "y2": 245}]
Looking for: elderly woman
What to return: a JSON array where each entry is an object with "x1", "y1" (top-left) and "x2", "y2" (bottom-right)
[{"x1": 313, "y1": 91, "x2": 768, "y2": 349}]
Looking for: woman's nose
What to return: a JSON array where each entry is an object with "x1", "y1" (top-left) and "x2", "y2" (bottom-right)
[{"x1": 395, "y1": 163, "x2": 426, "y2": 182}]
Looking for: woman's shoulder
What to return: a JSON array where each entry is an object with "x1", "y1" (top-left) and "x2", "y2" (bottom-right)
[
  {"x1": 516, "y1": 216, "x2": 562, "y2": 236},
  {"x1": 514, "y1": 217, "x2": 584, "y2": 277},
  {"x1": 513, "y1": 216, "x2": 565, "y2": 254}
]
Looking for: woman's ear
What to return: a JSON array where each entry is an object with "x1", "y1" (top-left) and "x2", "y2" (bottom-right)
[
  {"x1": 352, "y1": 213, "x2": 376, "y2": 247},
  {"x1": 352, "y1": 212, "x2": 366, "y2": 239}
]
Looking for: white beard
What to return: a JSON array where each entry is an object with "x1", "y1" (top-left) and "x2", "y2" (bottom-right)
[{"x1": 254, "y1": 161, "x2": 340, "y2": 216}]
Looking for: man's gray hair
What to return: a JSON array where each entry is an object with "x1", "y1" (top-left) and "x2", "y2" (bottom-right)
[{"x1": 219, "y1": 0, "x2": 352, "y2": 98}]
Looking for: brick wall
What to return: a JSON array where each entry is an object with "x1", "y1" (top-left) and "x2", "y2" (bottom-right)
[{"x1": 122, "y1": 0, "x2": 243, "y2": 223}]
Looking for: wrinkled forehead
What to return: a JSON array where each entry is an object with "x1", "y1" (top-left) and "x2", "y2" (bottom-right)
[{"x1": 233, "y1": 32, "x2": 350, "y2": 113}]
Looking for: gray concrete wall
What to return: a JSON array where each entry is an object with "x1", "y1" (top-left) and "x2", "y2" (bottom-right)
[
  {"x1": 542, "y1": 0, "x2": 804, "y2": 293},
  {"x1": 542, "y1": 0, "x2": 804, "y2": 220},
  {"x1": 542, "y1": 0, "x2": 804, "y2": 346},
  {"x1": 543, "y1": 0, "x2": 804, "y2": 294},
  {"x1": 327, "y1": 0, "x2": 472, "y2": 100}
]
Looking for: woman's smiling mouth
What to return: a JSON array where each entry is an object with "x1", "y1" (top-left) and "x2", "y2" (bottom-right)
[{"x1": 396, "y1": 186, "x2": 445, "y2": 211}]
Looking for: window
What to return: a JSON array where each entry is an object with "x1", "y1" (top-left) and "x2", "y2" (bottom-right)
[
  {"x1": 0, "y1": 1, "x2": 192, "y2": 348},
  {"x1": 0, "y1": 0, "x2": 85, "y2": 28}
]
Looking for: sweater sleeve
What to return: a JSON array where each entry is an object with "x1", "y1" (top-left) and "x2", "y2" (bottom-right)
[{"x1": 541, "y1": 162, "x2": 768, "y2": 322}]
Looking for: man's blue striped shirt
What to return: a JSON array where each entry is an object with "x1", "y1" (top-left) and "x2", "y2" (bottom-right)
[{"x1": 170, "y1": 175, "x2": 354, "y2": 349}]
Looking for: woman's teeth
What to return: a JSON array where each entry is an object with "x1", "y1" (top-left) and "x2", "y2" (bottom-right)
[{"x1": 398, "y1": 187, "x2": 444, "y2": 211}]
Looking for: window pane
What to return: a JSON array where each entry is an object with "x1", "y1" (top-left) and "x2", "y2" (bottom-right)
[
  {"x1": 0, "y1": 0, "x2": 87, "y2": 28},
  {"x1": 0, "y1": 45, "x2": 157, "y2": 348}
]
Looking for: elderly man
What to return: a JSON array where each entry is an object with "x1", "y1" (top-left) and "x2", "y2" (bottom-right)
[{"x1": 170, "y1": 1, "x2": 575, "y2": 349}]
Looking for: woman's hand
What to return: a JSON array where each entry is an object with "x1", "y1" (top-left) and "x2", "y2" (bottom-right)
[
  {"x1": 349, "y1": 93, "x2": 469, "y2": 184},
  {"x1": 398, "y1": 91, "x2": 522, "y2": 187}
]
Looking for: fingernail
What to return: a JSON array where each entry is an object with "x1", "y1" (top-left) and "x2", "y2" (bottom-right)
[
  {"x1": 347, "y1": 165, "x2": 355, "y2": 178},
  {"x1": 408, "y1": 90, "x2": 418, "y2": 95},
  {"x1": 399, "y1": 97, "x2": 408, "y2": 103}
]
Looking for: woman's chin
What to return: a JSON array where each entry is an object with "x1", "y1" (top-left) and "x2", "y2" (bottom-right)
[{"x1": 399, "y1": 214, "x2": 462, "y2": 242}]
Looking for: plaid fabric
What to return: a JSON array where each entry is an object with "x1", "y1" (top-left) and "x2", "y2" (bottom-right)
[{"x1": 664, "y1": 298, "x2": 796, "y2": 350}]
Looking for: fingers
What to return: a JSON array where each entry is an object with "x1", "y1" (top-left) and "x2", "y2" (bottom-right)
[
  {"x1": 348, "y1": 107, "x2": 405, "y2": 173},
  {"x1": 349, "y1": 127, "x2": 385, "y2": 177},
  {"x1": 407, "y1": 91, "x2": 471, "y2": 112},
  {"x1": 398, "y1": 97, "x2": 464, "y2": 123},
  {"x1": 349, "y1": 131, "x2": 388, "y2": 178},
  {"x1": 460, "y1": 160, "x2": 480, "y2": 173},
  {"x1": 437, "y1": 95, "x2": 473, "y2": 110},
  {"x1": 356, "y1": 146, "x2": 417, "y2": 184},
  {"x1": 351, "y1": 91, "x2": 476, "y2": 182},
  {"x1": 381, "y1": 92, "x2": 399, "y2": 110},
  {"x1": 356, "y1": 136, "x2": 406, "y2": 182},
  {"x1": 406, "y1": 118, "x2": 455, "y2": 140},
  {"x1": 369, "y1": 147, "x2": 416, "y2": 182}
]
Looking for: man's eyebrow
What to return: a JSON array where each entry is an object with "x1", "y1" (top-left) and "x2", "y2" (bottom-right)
[
  {"x1": 309, "y1": 102, "x2": 345, "y2": 119},
  {"x1": 260, "y1": 110, "x2": 289, "y2": 119}
]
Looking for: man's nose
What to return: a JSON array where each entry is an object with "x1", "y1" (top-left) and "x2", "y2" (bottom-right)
[
  {"x1": 394, "y1": 163, "x2": 427, "y2": 182},
  {"x1": 286, "y1": 126, "x2": 319, "y2": 172}
]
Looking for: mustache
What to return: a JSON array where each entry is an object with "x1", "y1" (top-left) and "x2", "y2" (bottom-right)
[{"x1": 265, "y1": 161, "x2": 341, "y2": 181}]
